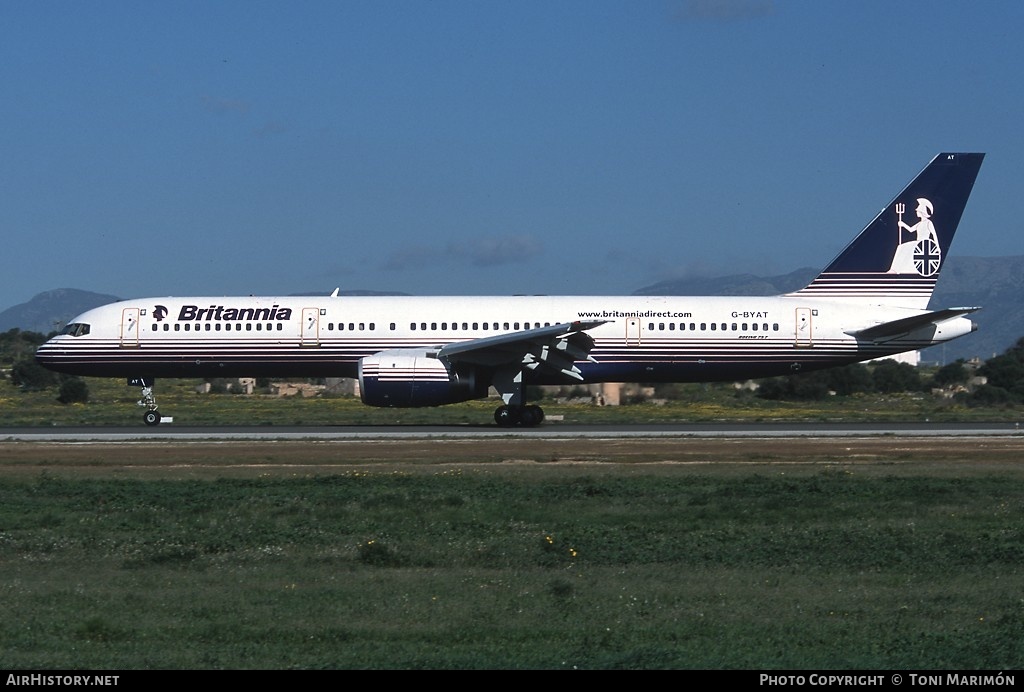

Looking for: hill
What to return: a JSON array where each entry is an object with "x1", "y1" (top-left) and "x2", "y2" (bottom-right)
[{"x1": 0, "y1": 288, "x2": 121, "y2": 335}]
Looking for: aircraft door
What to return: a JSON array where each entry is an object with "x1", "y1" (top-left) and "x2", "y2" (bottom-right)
[
  {"x1": 794, "y1": 307, "x2": 814, "y2": 347},
  {"x1": 301, "y1": 308, "x2": 320, "y2": 346},
  {"x1": 120, "y1": 307, "x2": 140, "y2": 347},
  {"x1": 625, "y1": 318, "x2": 641, "y2": 347}
]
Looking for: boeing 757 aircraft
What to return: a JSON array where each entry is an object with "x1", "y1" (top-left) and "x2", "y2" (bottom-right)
[{"x1": 36, "y1": 153, "x2": 984, "y2": 426}]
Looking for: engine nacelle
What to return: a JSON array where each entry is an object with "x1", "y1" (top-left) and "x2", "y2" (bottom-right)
[{"x1": 358, "y1": 349, "x2": 488, "y2": 407}]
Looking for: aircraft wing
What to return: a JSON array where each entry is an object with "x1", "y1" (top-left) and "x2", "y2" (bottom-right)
[
  {"x1": 436, "y1": 319, "x2": 609, "y2": 381},
  {"x1": 845, "y1": 307, "x2": 981, "y2": 343}
]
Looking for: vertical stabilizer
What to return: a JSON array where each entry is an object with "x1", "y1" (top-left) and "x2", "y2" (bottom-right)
[{"x1": 790, "y1": 153, "x2": 984, "y2": 308}]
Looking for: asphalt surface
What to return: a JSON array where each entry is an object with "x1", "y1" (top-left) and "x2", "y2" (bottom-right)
[{"x1": 2, "y1": 421, "x2": 1022, "y2": 441}]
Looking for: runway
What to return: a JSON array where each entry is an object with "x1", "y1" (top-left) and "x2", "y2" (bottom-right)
[{"x1": 3, "y1": 421, "x2": 1022, "y2": 441}]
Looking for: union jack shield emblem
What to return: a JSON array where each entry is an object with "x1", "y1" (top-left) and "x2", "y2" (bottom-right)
[{"x1": 913, "y1": 238, "x2": 941, "y2": 276}]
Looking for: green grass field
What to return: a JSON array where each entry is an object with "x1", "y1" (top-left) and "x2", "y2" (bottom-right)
[{"x1": 1, "y1": 442, "x2": 1022, "y2": 670}]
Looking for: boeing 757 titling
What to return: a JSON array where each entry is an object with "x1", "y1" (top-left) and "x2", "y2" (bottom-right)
[{"x1": 36, "y1": 153, "x2": 985, "y2": 426}]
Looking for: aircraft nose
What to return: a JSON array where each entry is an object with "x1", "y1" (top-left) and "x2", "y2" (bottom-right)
[{"x1": 35, "y1": 338, "x2": 61, "y2": 366}]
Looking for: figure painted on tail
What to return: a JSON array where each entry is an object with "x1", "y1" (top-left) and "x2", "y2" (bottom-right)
[{"x1": 888, "y1": 197, "x2": 940, "y2": 275}]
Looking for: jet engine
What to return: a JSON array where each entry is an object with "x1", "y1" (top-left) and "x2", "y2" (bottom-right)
[{"x1": 358, "y1": 349, "x2": 489, "y2": 407}]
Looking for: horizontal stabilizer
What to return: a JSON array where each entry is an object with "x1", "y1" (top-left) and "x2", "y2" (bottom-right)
[{"x1": 845, "y1": 307, "x2": 980, "y2": 342}]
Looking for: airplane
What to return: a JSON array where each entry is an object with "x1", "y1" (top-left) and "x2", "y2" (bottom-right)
[{"x1": 36, "y1": 152, "x2": 985, "y2": 427}]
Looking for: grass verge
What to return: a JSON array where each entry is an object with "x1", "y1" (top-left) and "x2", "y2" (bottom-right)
[{"x1": 1, "y1": 448, "x2": 1022, "y2": 669}]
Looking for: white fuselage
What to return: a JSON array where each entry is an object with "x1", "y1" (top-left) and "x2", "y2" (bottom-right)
[{"x1": 35, "y1": 293, "x2": 973, "y2": 384}]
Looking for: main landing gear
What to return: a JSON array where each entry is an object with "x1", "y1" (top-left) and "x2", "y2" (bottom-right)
[
  {"x1": 492, "y1": 365, "x2": 545, "y2": 428},
  {"x1": 494, "y1": 404, "x2": 545, "y2": 428},
  {"x1": 130, "y1": 377, "x2": 163, "y2": 426}
]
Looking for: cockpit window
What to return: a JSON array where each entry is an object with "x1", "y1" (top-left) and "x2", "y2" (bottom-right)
[{"x1": 61, "y1": 323, "x2": 90, "y2": 337}]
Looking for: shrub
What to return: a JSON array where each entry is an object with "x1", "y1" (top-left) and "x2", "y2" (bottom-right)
[{"x1": 57, "y1": 377, "x2": 89, "y2": 404}]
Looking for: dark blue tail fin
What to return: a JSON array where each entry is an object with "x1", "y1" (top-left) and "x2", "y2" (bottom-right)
[{"x1": 791, "y1": 152, "x2": 984, "y2": 308}]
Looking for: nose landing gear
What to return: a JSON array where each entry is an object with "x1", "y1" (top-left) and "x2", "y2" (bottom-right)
[{"x1": 130, "y1": 377, "x2": 165, "y2": 426}]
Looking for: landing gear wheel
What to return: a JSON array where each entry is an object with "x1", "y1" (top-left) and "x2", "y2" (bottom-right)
[
  {"x1": 519, "y1": 405, "x2": 545, "y2": 428},
  {"x1": 494, "y1": 404, "x2": 545, "y2": 427},
  {"x1": 495, "y1": 405, "x2": 518, "y2": 427},
  {"x1": 530, "y1": 405, "x2": 545, "y2": 425},
  {"x1": 143, "y1": 410, "x2": 162, "y2": 427}
]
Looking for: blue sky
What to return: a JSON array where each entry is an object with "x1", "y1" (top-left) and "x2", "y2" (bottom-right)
[{"x1": 2, "y1": 0, "x2": 1022, "y2": 306}]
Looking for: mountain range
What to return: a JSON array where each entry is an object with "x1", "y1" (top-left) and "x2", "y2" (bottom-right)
[{"x1": 3, "y1": 256, "x2": 1022, "y2": 365}]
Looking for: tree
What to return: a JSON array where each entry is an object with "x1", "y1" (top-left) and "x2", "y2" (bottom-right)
[
  {"x1": 975, "y1": 337, "x2": 1024, "y2": 404},
  {"x1": 1, "y1": 329, "x2": 49, "y2": 366},
  {"x1": 824, "y1": 363, "x2": 874, "y2": 395},
  {"x1": 10, "y1": 359, "x2": 58, "y2": 391},
  {"x1": 870, "y1": 359, "x2": 923, "y2": 393},
  {"x1": 967, "y1": 384, "x2": 1016, "y2": 408},
  {"x1": 931, "y1": 359, "x2": 969, "y2": 388}
]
